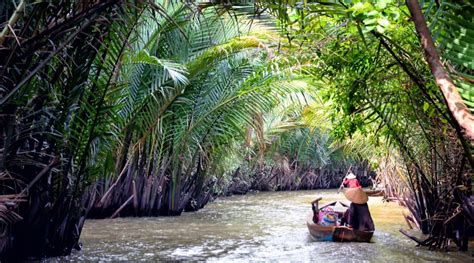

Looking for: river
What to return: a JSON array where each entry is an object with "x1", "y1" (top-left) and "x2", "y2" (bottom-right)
[{"x1": 62, "y1": 190, "x2": 471, "y2": 261}]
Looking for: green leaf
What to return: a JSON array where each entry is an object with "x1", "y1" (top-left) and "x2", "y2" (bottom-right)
[
  {"x1": 363, "y1": 25, "x2": 376, "y2": 33},
  {"x1": 363, "y1": 18, "x2": 377, "y2": 25},
  {"x1": 378, "y1": 18, "x2": 390, "y2": 27},
  {"x1": 375, "y1": 0, "x2": 391, "y2": 9},
  {"x1": 366, "y1": 10, "x2": 379, "y2": 17},
  {"x1": 423, "y1": 102, "x2": 430, "y2": 112},
  {"x1": 376, "y1": 25, "x2": 385, "y2": 33}
]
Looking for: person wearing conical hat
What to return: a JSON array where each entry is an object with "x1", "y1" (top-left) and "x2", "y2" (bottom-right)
[
  {"x1": 343, "y1": 172, "x2": 361, "y2": 188},
  {"x1": 341, "y1": 188, "x2": 375, "y2": 231}
]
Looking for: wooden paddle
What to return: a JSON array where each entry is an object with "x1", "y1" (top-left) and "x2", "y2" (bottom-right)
[{"x1": 337, "y1": 164, "x2": 353, "y2": 194}]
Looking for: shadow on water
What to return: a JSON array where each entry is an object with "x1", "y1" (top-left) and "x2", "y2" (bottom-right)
[{"x1": 60, "y1": 190, "x2": 471, "y2": 262}]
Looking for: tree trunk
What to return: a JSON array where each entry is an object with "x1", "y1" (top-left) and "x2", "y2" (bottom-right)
[{"x1": 406, "y1": 0, "x2": 474, "y2": 140}]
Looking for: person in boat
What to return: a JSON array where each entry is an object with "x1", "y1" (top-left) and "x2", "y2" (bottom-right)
[
  {"x1": 341, "y1": 188, "x2": 375, "y2": 232},
  {"x1": 343, "y1": 172, "x2": 361, "y2": 188}
]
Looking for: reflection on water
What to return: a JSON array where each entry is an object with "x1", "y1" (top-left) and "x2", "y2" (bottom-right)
[{"x1": 62, "y1": 190, "x2": 471, "y2": 261}]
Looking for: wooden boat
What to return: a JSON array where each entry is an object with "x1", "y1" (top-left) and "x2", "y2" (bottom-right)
[
  {"x1": 364, "y1": 188, "x2": 384, "y2": 197},
  {"x1": 306, "y1": 199, "x2": 374, "y2": 242}
]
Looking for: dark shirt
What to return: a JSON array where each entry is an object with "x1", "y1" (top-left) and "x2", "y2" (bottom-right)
[{"x1": 344, "y1": 203, "x2": 375, "y2": 231}]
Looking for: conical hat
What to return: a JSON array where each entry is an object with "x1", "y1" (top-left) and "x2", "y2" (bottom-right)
[
  {"x1": 346, "y1": 172, "x2": 356, "y2": 179},
  {"x1": 343, "y1": 188, "x2": 368, "y2": 204}
]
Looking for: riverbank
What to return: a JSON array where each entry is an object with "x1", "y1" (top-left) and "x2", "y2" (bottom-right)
[
  {"x1": 63, "y1": 190, "x2": 471, "y2": 261},
  {"x1": 222, "y1": 162, "x2": 374, "y2": 196}
]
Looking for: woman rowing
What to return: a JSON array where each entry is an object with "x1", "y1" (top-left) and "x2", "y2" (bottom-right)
[
  {"x1": 342, "y1": 172, "x2": 361, "y2": 188},
  {"x1": 341, "y1": 188, "x2": 375, "y2": 232}
]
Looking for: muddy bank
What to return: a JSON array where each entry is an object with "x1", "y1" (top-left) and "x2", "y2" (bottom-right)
[
  {"x1": 84, "y1": 162, "x2": 373, "y2": 219},
  {"x1": 224, "y1": 162, "x2": 374, "y2": 195}
]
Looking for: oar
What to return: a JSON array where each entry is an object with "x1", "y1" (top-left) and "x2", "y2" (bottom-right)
[{"x1": 337, "y1": 164, "x2": 353, "y2": 194}]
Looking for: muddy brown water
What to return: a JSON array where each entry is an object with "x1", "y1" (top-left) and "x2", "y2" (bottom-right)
[{"x1": 61, "y1": 190, "x2": 471, "y2": 261}]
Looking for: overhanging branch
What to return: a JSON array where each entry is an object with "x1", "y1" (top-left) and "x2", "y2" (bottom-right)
[{"x1": 406, "y1": 0, "x2": 474, "y2": 140}]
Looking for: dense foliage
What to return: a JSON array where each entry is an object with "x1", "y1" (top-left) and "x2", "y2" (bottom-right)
[
  {"x1": 259, "y1": 0, "x2": 473, "y2": 250},
  {"x1": 0, "y1": 0, "x2": 472, "y2": 259},
  {"x1": 0, "y1": 0, "x2": 362, "y2": 259}
]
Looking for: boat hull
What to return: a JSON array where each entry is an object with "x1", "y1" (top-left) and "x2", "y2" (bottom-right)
[{"x1": 306, "y1": 213, "x2": 373, "y2": 242}]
